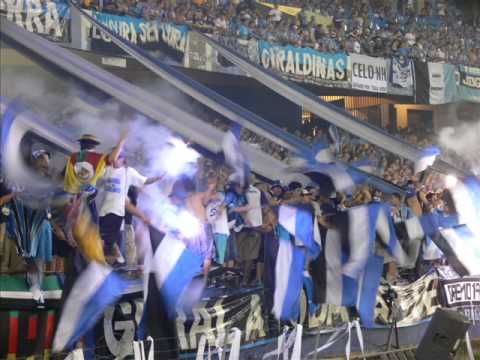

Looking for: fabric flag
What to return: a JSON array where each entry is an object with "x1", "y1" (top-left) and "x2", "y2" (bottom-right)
[
  {"x1": 141, "y1": 226, "x2": 203, "y2": 358},
  {"x1": 53, "y1": 262, "x2": 129, "y2": 352},
  {"x1": 222, "y1": 124, "x2": 251, "y2": 187},
  {"x1": 293, "y1": 139, "x2": 334, "y2": 167},
  {"x1": 300, "y1": 163, "x2": 361, "y2": 195},
  {"x1": 273, "y1": 225, "x2": 306, "y2": 321},
  {"x1": 437, "y1": 225, "x2": 480, "y2": 276},
  {"x1": 414, "y1": 146, "x2": 441, "y2": 174},
  {"x1": 274, "y1": 204, "x2": 320, "y2": 320},
  {"x1": 146, "y1": 230, "x2": 203, "y2": 318},
  {"x1": 311, "y1": 204, "x2": 420, "y2": 327},
  {"x1": 448, "y1": 176, "x2": 480, "y2": 237},
  {"x1": 278, "y1": 204, "x2": 320, "y2": 256},
  {"x1": 133, "y1": 337, "x2": 154, "y2": 360},
  {"x1": 351, "y1": 158, "x2": 377, "y2": 175}
]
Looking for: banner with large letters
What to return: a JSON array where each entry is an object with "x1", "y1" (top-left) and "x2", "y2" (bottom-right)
[
  {"x1": 257, "y1": 40, "x2": 350, "y2": 87},
  {"x1": 89, "y1": 10, "x2": 188, "y2": 61},
  {"x1": 0, "y1": 0, "x2": 71, "y2": 42},
  {"x1": 351, "y1": 54, "x2": 388, "y2": 93},
  {"x1": 440, "y1": 278, "x2": 480, "y2": 322}
]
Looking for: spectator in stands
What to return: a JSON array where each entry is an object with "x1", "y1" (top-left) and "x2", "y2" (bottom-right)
[{"x1": 97, "y1": 149, "x2": 160, "y2": 266}]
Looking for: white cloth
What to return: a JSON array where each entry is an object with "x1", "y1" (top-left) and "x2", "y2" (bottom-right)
[
  {"x1": 206, "y1": 193, "x2": 230, "y2": 236},
  {"x1": 245, "y1": 185, "x2": 263, "y2": 227},
  {"x1": 98, "y1": 166, "x2": 146, "y2": 217}
]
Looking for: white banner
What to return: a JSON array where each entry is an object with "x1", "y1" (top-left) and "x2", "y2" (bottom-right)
[
  {"x1": 428, "y1": 62, "x2": 448, "y2": 104},
  {"x1": 442, "y1": 279, "x2": 480, "y2": 307},
  {"x1": 351, "y1": 54, "x2": 388, "y2": 93}
]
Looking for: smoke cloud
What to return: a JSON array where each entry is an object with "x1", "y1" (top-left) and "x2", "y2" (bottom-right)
[
  {"x1": 438, "y1": 121, "x2": 480, "y2": 175},
  {"x1": 1, "y1": 69, "x2": 203, "y2": 237}
]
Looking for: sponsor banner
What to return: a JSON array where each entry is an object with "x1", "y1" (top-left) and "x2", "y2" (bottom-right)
[
  {"x1": 351, "y1": 54, "x2": 388, "y2": 93},
  {"x1": 389, "y1": 56, "x2": 414, "y2": 96},
  {"x1": 258, "y1": 40, "x2": 350, "y2": 87},
  {"x1": 0, "y1": 0, "x2": 71, "y2": 42},
  {"x1": 428, "y1": 62, "x2": 456, "y2": 104},
  {"x1": 89, "y1": 10, "x2": 187, "y2": 60},
  {"x1": 441, "y1": 278, "x2": 480, "y2": 308},
  {"x1": 457, "y1": 65, "x2": 480, "y2": 102}
]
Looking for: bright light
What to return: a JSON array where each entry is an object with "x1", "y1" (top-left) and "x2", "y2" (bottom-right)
[
  {"x1": 158, "y1": 137, "x2": 199, "y2": 177},
  {"x1": 445, "y1": 174, "x2": 458, "y2": 189}
]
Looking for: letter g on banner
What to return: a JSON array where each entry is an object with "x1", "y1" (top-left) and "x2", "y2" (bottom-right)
[{"x1": 104, "y1": 300, "x2": 144, "y2": 358}]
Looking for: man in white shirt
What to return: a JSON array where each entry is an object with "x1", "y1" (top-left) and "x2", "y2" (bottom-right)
[{"x1": 98, "y1": 151, "x2": 161, "y2": 264}]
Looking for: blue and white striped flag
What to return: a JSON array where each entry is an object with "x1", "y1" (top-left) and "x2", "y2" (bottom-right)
[
  {"x1": 437, "y1": 225, "x2": 480, "y2": 276},
  {"x1": 273, "y1": 205, "x2": 320, "y2": 321},
  {"x1": 273, "y1": 225, "x2": 307, "y2": 321},
  {"x1": 53, "y1": 262, "x2": 129, "y2": 352},
  {"x1": 222, "y1": 124, "x2": 250, "y2": 187},
  {"x1": 146, "y1": 230, "x2": 204, "y2": 318},
  {"x1": 312, "y1": 204, "x2": 421, "y2": 327},
  {"x1": 414, "y1": 146, "x2": 441, "y2": 174}
]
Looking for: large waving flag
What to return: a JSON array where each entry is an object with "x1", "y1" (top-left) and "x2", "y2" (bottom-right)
[
  {"x1": 146, "y1": 229, "x2": 204, "y2": 318},
  {"x1": 222, "y1": 124, "x2": 251, "y2": 187},
  {"x1": 414, "y1": 146, "x2": 441, "y2": 174},
  {"x1": 273, "y1": 204, "x2": 320, "y2": 321},
  {"x1": 351, "y1": 158, "x2": 377, "y2": 175},
  {"x1": 299, "y1": 163, "x2": 358, "y2": 195},
  {"x1": 273, "y1": 225, "x2": 307, "y2": 321},
  {"x1": 437, "y1": 225, "x2": 480, "y2": 276},
  {"x1": 311, "y1": 204, "x2": 421, "y2": 327},
  {"x1": 292, "y1": 138, "x2": 334, "y2": 167},
  {"x1": 53, "y1": 262, "x2": 129, "y2": 352},
  {"x1": 141, "y1": 226, "x2": 203, "y2": 359}
]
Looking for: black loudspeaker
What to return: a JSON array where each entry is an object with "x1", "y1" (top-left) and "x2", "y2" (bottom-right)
[{"x1": 416, "y1": 308, "x2": 471, "y2": 360}]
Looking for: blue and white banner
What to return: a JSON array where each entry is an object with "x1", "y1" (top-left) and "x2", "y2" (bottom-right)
[
  {"x1": 53, "y1": 262, "x2": 129, "y2": 352},
  {"x1": 258, "y1": 40, "x2": 349, "y2": 87},
  {"x1": 351, "y1": 54, "x2": 388, "y2": 93},
  {"x1": 89, "y1": 10, "x2": 188, "y2": 56},
  {"x1": 0, "y1": 0, "x2": 71, "y2": 41},
  {"x1": 389, "y1": 56, "x2": 414, "y2": 95}
]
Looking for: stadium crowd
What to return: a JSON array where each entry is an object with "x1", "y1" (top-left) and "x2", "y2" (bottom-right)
[{"x1": 81, "y1": 0, "x2": 480, "y2": 66}]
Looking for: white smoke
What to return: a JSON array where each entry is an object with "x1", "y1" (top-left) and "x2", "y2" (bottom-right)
[
  {"x1": 438, "y1": 122, "x2": 480, "y2": 175},
  {"x1": 1, "y1": 69, "x2": 203, "y2": 234}
]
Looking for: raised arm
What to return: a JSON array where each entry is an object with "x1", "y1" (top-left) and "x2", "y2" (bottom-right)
[{"x1": 108, "y1": 131, "x2": 128, "y2": 164}]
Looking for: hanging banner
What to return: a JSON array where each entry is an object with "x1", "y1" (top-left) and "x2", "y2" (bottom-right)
[
  {"x1": 258, "y1": 40, "x2": 350, "y2": 87},
  {"x1": 184, "y1": 33, "x2": 257, "y2": 76},
  {"x1": 427, "y1": 62, "x2": 456, "y2": 104},
  {"x1": 351, "y1": 54, "x2": 388, "y2": 93},
  {"x1": 389, "y1": 56, "x2": 414, "y2": 96},
  {"x1": 440, "y1": 278, "x2": 480, "y2": 321},
  {"x1": 89, "y1": 10, "x2": 188, "y2": 60},
  {"x1": 0, "y1": 0, "x2": 71, "y2": 42},
  {"x1": 94, "y1": 288, "x2": 266, "y2": 357},
  {"x1": 457, "y1": 65, "x2": 480, "y2": 103},
  {"x1": 441, "y1": 278, "x2": 480, "y2": 307}
]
